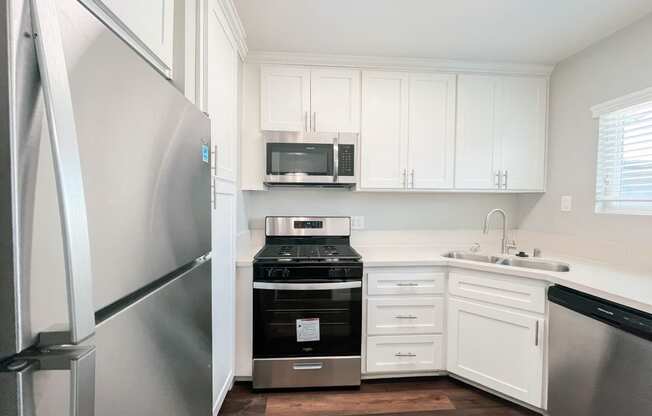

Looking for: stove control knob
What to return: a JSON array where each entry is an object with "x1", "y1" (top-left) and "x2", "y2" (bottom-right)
[
  {"x1": 282, "y1": 268, "x2": 290, "y2": 278},
  {"x1": 329, "y1": 268, "x2": 344, "y2": 278}
]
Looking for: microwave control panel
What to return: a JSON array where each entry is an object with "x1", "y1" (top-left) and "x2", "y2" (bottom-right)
[{"x1": 338, "y1": 145, "x2": 355, "y2": 176}]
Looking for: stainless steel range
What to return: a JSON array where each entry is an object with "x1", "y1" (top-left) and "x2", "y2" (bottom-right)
[{"x1": 252, "y1": 216, "x2": 362, "y2": 389}]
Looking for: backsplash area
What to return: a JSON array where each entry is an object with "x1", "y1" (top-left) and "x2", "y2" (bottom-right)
[{"x1": 242, "y1": 190, "x2": 523, "y2": 231}]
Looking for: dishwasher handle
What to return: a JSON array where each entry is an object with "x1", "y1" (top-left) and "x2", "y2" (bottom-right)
[{"x1": 548, "y1": 285, "x2": 652, "y2": 341}]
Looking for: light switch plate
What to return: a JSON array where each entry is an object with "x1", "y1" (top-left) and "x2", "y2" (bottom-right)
[
  {"x1": 561, "y1": 195, "x2": 572, "y2": 212},
  {"x1": 351, "y1": 216, "x2": 365, "y2": 230}
]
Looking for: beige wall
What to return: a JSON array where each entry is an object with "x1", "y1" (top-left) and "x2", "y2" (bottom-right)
[{"x1": 518, "y1": 13, "x2": 652, "y2": 249}]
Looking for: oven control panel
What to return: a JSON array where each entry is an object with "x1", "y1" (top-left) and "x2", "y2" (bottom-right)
[{"x1": 294, "y1": 220, "x2": 323, "y2": 229}]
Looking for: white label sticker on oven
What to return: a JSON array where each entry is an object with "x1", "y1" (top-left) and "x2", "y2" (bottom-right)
[{"x1": 296, "y1": 318, "x2": 320, "y2": 342}]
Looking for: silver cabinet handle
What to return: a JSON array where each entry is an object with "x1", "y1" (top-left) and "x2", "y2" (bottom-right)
[
  {"x1": 2, "y1": 346, "x2": 96, "y2": 416},
  {"x1": 402, "y1": 169, "x2": 407, "y2": 188},
  {"x1": 31, "y1": 0, "x2": 95, "y2": 345},
  {"x1": 410, "y1": 169, "x2": 415, "y2": 188},
  {"x1": 394, "y1": 315, "x2": 417, "y2": 319},
  {"x1": 253, "y1": 281, "x2": 361, "y2": 290},
  {"x1": 396, "y1": 282, "x2": 418, "y2": 287},
  {"x1": 304, "y1": 111, "x2": 308, "y2": 132},
  {"x1": 395, "y1": 352, "x2": 416, "y2": 357},
  {"x1": 313, "y1": 112, "x2": 317, "y2": 132},
  {"x1": 495, "y1": 170, "x2": 502, "y2": 188},
  {"x1": 535, "y1": 320, "x2": 539, "y2": 346},
  {"x1": 502, "y1": 170, "x2": 509, "y2": 190}
]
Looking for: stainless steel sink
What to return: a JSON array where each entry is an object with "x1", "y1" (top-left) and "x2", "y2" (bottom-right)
[
  {"x1": 442, "y1": 251, "x2": 498, "y2": 263},
  {"x1": 494, "y1": 257, "x2": 570, "y2": 272},
  {"x1": 443, "y1": 251, "x2": 570, "y2": 272}
]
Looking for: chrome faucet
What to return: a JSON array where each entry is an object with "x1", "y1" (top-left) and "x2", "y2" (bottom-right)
[{"x1": 482, "y1": 208, "x2": 516, "y2": 255}]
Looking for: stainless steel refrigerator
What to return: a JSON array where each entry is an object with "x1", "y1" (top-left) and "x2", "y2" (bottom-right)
[{"x1": 0, "y1": 0, "x2": 212, "y2": 415}]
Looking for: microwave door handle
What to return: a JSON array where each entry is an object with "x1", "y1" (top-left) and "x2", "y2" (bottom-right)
[
  {"x1": 333, "y1": 135, "x2": 339, "y2": 183},
  {"x1": 31, "y1": 0, "x2": 95, "y2": 345},
  {"x1": 253, "y1": 282, "x2": 362, "y2": 290}
]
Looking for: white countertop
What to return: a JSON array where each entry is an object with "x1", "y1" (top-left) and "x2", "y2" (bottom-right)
[{"x1": 237, "y1": 244, "x2": 652, "y2": 314}]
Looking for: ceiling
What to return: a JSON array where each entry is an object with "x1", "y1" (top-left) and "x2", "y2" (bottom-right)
[{"x1": 234, "y1": 0, "x2": 652, "y2": 64}]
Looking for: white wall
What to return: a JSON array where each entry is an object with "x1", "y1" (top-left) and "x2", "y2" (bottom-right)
[
  {"x1": 517, "y1": 13, "x2": 652, "y2": 262},
  {"x1": 243, "y1": 190, "x2": 522, "y2": 231}
]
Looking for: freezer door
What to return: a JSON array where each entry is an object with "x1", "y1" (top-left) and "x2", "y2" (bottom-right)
[
  {"x1": 1, "y1": 259, "x2": 212, "y2": 416},
  {"x1": 1, "y1": 0, "x2": 211, "y2": 357}
]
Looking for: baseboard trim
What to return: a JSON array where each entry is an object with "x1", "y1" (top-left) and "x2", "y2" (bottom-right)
[{"x1": 212, "y1": 370, "x2": 235, "y2": 416}]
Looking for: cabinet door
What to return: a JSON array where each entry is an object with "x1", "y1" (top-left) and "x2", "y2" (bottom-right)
[
  {"x1": 455, "y1": 75, "x2": 501, "y2": 189},
  {"x1": 310, "y1": 69, "x2": 361, "y2": 133},
  {"x1": 79, "y1": 0, "x2": 174, "y2": 77},
  {"x1": 206, "y1": 3, "x2": 238, "y2": 181},
  {"x1": 260, "y1": 65, "x2": 310, "y2": 131},
  {"x1": 360, "y1": 71, "x2": 409, "y2": 189},
  {"x1": 212, "y1": 182, "x2": 236, "y2": 407},
  {"x1": 497, "y1": 77, "x2": 547, "y2": 191},
  {"x1": 408, "y1": 74, "x2": 456, "y2": 189},
  {"x1": 447, "y1": 298, "x2": 544, "y2": 407}
]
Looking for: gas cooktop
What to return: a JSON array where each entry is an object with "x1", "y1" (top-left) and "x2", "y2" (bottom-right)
[{"x1": 253, "y1": 216, "x2": 362, "y2": 263}]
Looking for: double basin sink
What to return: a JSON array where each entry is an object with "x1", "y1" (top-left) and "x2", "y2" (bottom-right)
[{"x1": 444, "y1": 251, "x2": 570, "y2": 272}]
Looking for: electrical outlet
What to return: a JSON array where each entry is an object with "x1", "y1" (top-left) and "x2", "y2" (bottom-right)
[
  {"x1": 351, "y1": 216, "x2": 365, "y2": 230},
  {"x1": 561, "y1": 195, "x2": 572, "y2": 212}
]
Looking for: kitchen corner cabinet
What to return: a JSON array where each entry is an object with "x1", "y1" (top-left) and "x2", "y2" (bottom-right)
[
  {"x1": 260, "y1": 65, "x2": 360, "y2": 132},
  {"x1": 78, "y1": 0, "x2": 175, "y2": 77},
  {"x1": 455, "y1": 75, "x2": 547, "y2": 191},
  {"x1": 447, "y1": 298, "x2": 544, "y2": 407},
  {"x1": 360, "y1": 72, "x2": 456, "y2": 190}
]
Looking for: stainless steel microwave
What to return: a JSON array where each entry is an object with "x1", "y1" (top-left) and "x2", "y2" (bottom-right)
[{"x1": 264, "y1": 132, "x2": 357, "y2": 187}]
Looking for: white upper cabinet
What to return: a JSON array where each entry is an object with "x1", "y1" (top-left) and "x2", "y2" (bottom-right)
[
  {"x1": 360, "y1": 71, "x2": 409, "y2": 189},
  {"x1": 456, "y1": 74, "x2": 548, "y2": 191},
  {"x1": 407, "y1": 73, "x2": 456, "y2": 189},
  {"x1": 497, "y1": 77, "x2": 548, "y2": 191},
  {"x1": 260, "y1": 66, "x2": 360, "y2": 132},
  {"x1": 260, "y1": 66, "x2": 311, "y2": 132},
  {"x1": 79, "y1": 0, "x2": 175, "y2": 77},
  {"x1": 455, "y1": 75, "x2": 501, "y2": 189},
  {"x1": 310, "y1": 69, "x2": 361, "y2": 133},
  {"x1": 360, "y1": 71, "x2": 456, "y2": 190}
]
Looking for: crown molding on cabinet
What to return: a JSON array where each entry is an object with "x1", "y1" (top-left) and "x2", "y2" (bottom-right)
[
  {"x1": 218, "y1": 0, "x2": 248, "y2": 60},
  {"x1": 245, "y1": 51, "x2": 555, "y2": 76},
  {"x1": 591, "y1": 86, "x2": 652, "y2": 118}
]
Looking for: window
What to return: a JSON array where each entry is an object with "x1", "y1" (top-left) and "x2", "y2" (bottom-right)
[{"x1": 593, "y1": 90, "x2": 652, "y2": 215}]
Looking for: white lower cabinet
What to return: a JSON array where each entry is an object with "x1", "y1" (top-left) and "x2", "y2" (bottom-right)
[
  {"x1": 447, "y1": 297, "x2": 544, "y2": 407},
  {"x1": 367, "y1": 297, "x2": 444, "y2": 335},
  {"x1": 363, "y1": 266, "x2": 547, "y2": 409},
  {"x1": 367, "y1": 335, "x2": 443, "y2": 373}
]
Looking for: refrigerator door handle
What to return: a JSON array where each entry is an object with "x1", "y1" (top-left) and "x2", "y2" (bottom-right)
[
  {"x1": 30, "y1": 0, "x2": 95, "y2": 344},
  {"x1": 1, "y1": 346, "x2": 96, "y2": 416}
]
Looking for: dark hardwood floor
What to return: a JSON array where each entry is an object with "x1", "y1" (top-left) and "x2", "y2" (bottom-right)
[{"x1": 218, "y1": 377, "x2": 540, "y2": 416}]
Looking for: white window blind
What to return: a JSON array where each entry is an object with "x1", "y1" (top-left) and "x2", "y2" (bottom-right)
[{"x1": 595, "y1": 99, "x2": 652, "y2": 214}]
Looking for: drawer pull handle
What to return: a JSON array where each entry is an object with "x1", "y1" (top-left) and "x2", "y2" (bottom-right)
[
  {"x1": 396, "y1": 283, "x2": 418, "y2": 287},
  {"x1": 293, "y1": 362, "x2": 323, "y2": 371},
  {"x1": 395, "y1": 352, "x2": 416, "y2": 357},
  {"x1": 394, "y1": 315, "x2": 417, "y2": 319}
]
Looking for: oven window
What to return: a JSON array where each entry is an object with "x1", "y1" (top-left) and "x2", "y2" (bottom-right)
[
  {"x1": 253, "y1": 286, "x2": 362, "y2": 358},
  {"x1": 267, "y1": 143, "x2": 333, "y2": 176}
]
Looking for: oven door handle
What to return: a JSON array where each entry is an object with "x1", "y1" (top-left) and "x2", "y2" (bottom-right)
[{"x1": 253, "y1": 281, "x2": 361, "y2": 290}]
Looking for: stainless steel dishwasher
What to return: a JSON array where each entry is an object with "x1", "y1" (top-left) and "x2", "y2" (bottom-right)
[{"x1": 548, "y1": 285, "x2": 652, "y2": 416}]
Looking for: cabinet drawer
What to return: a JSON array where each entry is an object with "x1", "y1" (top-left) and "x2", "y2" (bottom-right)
[
  {"x1": 448, "y1": 269, "x2": 546, "y2": 313},
  {"x1": 367, "y1": 297, "x2": 444, "y2": 335},
  {"x1": 367, "y1": 270, "x2": 445, "y2": 295},
  {"x1": 366, "y1": 335, "x2": 443, "y2": 373}
]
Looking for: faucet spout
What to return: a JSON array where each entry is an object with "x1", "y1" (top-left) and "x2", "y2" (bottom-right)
[{"x1": 482, "y1": 208, "x2": 514, "y2": 255}]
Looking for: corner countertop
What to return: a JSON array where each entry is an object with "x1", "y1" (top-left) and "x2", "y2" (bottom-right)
[{"x1": 237, "y1": 244, "x2": 652, "y2": 315}]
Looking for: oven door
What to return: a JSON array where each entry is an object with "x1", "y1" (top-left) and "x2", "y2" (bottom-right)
[
  {"x1": 265, "y1": 142, "x2": 335, "y2": 184},
  {"x1": 253, "y1": 280, "x2": 362, "y2": 358}
]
